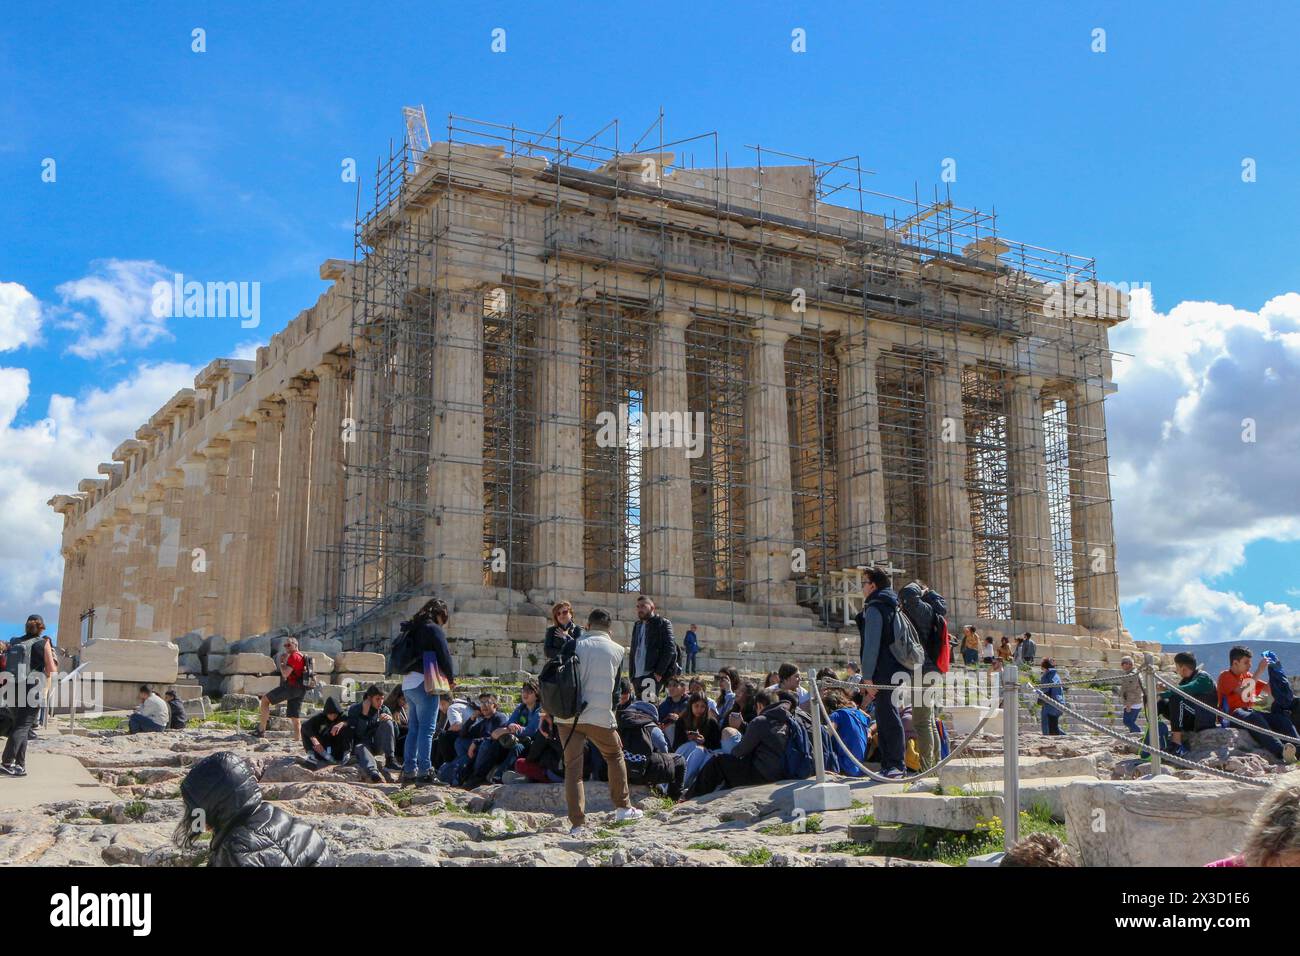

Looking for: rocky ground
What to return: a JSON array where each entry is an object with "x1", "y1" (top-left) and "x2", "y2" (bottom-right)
[{"x1": 1, "y1": 717, "x2": 1292, "y2": 867}]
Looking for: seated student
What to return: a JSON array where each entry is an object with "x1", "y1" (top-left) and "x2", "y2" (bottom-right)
[
  {"x1": 685, "y1": 689, "x2": 793, "y2": 797},
  {"x1": 1000, "y1": 833, "x2": 1077, "y2": 867},
  {"x1": 825, "y1": 689, "x2": 871, "y2": 776},
  {"x1": 687, "y1": 678, "x2": 718, "y2": 716},
  {"x1": 439, "y1": 693, "x2": 508, "y2": 786},
  {"x1": 129, "y1": 685, "x2": 170, "y2": 734},
  {"x1": 617, "y1": 699, "x2": 686, "y2": 800},
  {"x1": 346, "y1": 685, "x2": 398, "y2": 783},
  {"x1": 715, "y1": 669, "x2": 739, "y2": 723},
  {"x1": 1156, "y1": 651, "x2": 1218, "y2": 757},
  {"x1": 674, "y1": 691, "x2": 723, "y2": 789},
  {"x1": 845, "y1": 661, "x2": 864, "y2": 684},
  {"x1": 301, "y1": 697, "x2": 349, "y2": 766},
  {"x1": 164, "y1": 689, "x2": 188, "y2": 730},
  {"x1": 981, "y1": 636, "x2": 996, "y2": 665},
  {"x1": 463, "y1": 681, "x2": 542, "y2": 788},
  {"x1": 508, "y1": 712, "x2": 566, "y2": 784},
  {"x1": 1217, "y1": 647, "x2": 1298, "y2": 764},
  {"x1": 1207, "y1": 782, "x2": 1300, "y2": 867},
  {"x1": 383, "y1": 687, "x2": 409, "y2": 764},
  {"x1": 433, "y1": 694, "x2": 477, "y2": 770},
  {"x1": 1261, "y1": 651, "x2": 1300, "y2": 742},
  {"x1": 733, "y1": 680, "x2": 759, "y2": 724},
  {"x1": 765, "y1": 663, "x2": 811, "y2": 711},
  {"x1": 657, "y1": 677, "x2": 690, "y2": 747}
]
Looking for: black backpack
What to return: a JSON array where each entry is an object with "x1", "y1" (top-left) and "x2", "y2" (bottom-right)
[
  {"x1": 667, "y1": 638, "x2": 685, "y2": 678},
  {"x1": 389, "y1": 622, "x2": 419, "y2": 675},
  {"x1": 539, "y1": 638, "x2": 582, "y2": 721},
  {"x1": 3, "y1": 635, "x2": 45, "y2": 678}
]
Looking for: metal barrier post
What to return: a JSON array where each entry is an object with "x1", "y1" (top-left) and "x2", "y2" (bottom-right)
[
  {"x1": 1002, "y1": 662, "x2": 1019, "y2": 850},
  {"x1": 1144, "y1": 653, "x2": 1161, "y2": 775},
  {"x1": 792, "y1": 667, "x2": 849, "y2": 813},
  {"x1": 808, "y1": 667, "x2": 826, "y2": 785}
]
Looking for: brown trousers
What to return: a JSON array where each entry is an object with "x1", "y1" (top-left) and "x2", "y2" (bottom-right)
[{"x1": 562, "y1": 722, "x2": 631, "y2": 827}]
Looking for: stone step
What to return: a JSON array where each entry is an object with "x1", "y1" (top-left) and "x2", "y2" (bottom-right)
[
  {"x1": 848, "y1": 822, "x2": 923, "y2": 845},
  {"x1": 874, "y1": 774, "x2": 1098, "y2": 830},
  {"x1": 954, "y1": 776, "x2": 1101, "y2": 822},
  {"x1": 936, "y1": 754, "x2": 1098, "y2": 787}
]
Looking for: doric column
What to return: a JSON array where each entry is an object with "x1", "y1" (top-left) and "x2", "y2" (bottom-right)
[
  {"x1": 744, "y1": 326, "x2": 795, "y2": 605},
  {"x1": 344, "y1": 332, "x2": 384, "y2": 599},
  {"x1": 1067, "y1": 381, "x2": 1120, "y2": 630},
  {"x1": 303, "y1": 357, "x2": 347, "y2": 619},
  {"x1": 245, "y1": 404, "x2": 282, "y2": 635},
  {"x1": 640, "y1": 309, "x2": 696, "y2": 598},
  {"x1": 926, "y1": 358, "x2": 977, "y2": 620},
  {"x1": 135, "y1": 487, "x2": 165, "y2": 640},
  {"x1": 119, "y1": 499, "x2": 151, "y2": 640},
  {"x1": 1005, "y1": 374, "x2": 1059, "y2": 625},
  {"x1": 424, "y1": 285, "x2": 486, "y2": 588},
  {"x1": 154, "y1": 470, "x2": 185, "y2": 639},
  {"x1": 216, "y1": 423, "x2": 256, "y2": 641},
  {"x1": 835, "y1": 335, "x2": 888, "y2": 568},
  {"x1": 173, "y1": 456, "x2": 209, "y2": 634},
  {"x1": 527, "y1": 293, "x2": 585, "y2": 599},
  {"x1": 272, "y1": 383, "x2": 315, "y2": 627},
  {"x1": 57, "y1": 546, "x2": 81, "y2": 650},
  {"x1": 195, "y1": 439, "x2": 230, "y2": 635}
]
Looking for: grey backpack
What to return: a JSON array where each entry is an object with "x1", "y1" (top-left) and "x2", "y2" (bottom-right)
[{"x1": 889, "y1": 610, "x2": 926, "y2": 672}]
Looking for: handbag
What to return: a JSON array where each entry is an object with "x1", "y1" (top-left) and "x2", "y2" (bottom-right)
[{"x1": 423, "y1": 651, "x2": 452, "y2": 695}]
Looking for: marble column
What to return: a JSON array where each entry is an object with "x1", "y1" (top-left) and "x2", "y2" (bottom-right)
[
  {"x1": 136, "y1": 487, "x2": 166, "y2": 640},
  {"x1": 303, "y1": 357, "x2": 347, "y2": 619},
  {"x1": 1005, "y1": 374, "x2": 1059, "y2": 625},
  {"x1": 216, "y1": 423, "x2": 256, "y2": 642},
  {"x1": 344, "y1": 333, "x2": 383, "y2": 599},
  {"x1": 1067, "y1": 382, "x2": 1120, "y2": 630},
  {"x1": 195, "y1": 440, "x2": 230, "y2": 635},
  {"x1": 245, "y1": 404, "x2": 282, "y2": 635},
  {"x1": 640, "y1": 309, "x2": 696, "y2": 598},
  {"x1": 425, "y1": 286, "x2": 486, "y2": 588},
  {"x1": 272, "y1": 383, "x2": 315, "y2": 628},
  {"x1": 926, "y1": 358, "x2": 977, "y2": 620},
  {"x1": 835, "y1": 336, "x2": 888, "y2": 568},
  {"x1": 120, "y1": 500, "x2": 151, "y2": 640},
  {"x1": 743, "y1": 326, "x2": 796, "y2": 605},
  {"x1": 155, "y1": 470, "x2": 185, "y2": 639},
  {"x1": 527, "y1": 294, "x2": 586, "y2": 599}
]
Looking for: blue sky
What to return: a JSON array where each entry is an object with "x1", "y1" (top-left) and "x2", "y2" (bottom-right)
[{"x1": 2, "y1": 1, "x2": 1298, "y2": 643}]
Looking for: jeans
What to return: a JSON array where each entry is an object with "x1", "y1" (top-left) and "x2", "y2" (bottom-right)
[
  {"x1": 2, "y1": 706, "x2": 38, "y2": 767},
  {"x1": 873, "y1": 690, "x2": 905, "y2": 773},
  {"x1": 353, "y1": 720, "x2": 397, "y2": 775},
  {"x1": 128, "y1": 713, "x2": 166, "y2": 734},
  {"x1": 1232, "y1": 708, "x2": 1289, "y2": 759},
  {"x1": 1040, "y1": 712, "x2": 1062, "y2": 736},
  {"x1": 562, "y1": 723, "x2": 630, "y2": 827},
  {"x1": 685, "y1": 651, "x2": 698, "y2": 672},
  {"x1": 676, "y1": 740, "x2": 715, "y2": 790},
  {"x1": 403, "y1": 683, "x2": 440, "y2": 777},
  {"x1": 961, "y1": 647, "x2": 978, "y2": 666},
  {"x1": 1122, "y1": 707, "x2": 1142, "y2": 734}
]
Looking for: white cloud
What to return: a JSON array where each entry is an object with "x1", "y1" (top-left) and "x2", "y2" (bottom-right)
[
  {"x1": 0, "y1": 281, "x2": 42, "y2": 350},
  {"x1": 1110, "y1": 289, "x2": 1300, "y2": 643},
  {"x1": 54, "y1": 259, "x2": 173, "y2": 358},
  {"x1": 0, "y1": 361, "x2": 198, "y2": 630}
]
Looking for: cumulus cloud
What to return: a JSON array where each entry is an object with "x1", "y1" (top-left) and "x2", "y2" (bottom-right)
[
  {"x1": 54, "y1": 259, "x2": 173, "y2": 358},
  {"x1": 0, "y1": 361, "x2": 198, "y2": 630},
  {"x1": 0, "y1": 281, "x2": 42, "y2": 350},
  {"x1": 1109, "y1": 289, "x2": 1300, "y2": 643}
]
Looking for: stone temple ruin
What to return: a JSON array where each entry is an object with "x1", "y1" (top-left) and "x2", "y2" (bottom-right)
[{"x1": 48, "y1": 111, "x2": 1161, "y2": 693}]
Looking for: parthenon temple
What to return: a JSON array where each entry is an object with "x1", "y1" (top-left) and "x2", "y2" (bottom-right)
[{"x1": 49, "y1": 113, "x2": 1151, "y2": 680}]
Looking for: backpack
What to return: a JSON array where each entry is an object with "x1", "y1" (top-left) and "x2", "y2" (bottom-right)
[
  {"x1": 539, "y1": 638, "x2": 582, "y2": 721},
  {"x1": 389, "y1": 622, "x2": 419, "y2": 676},
  {"x1": 783, "y1": 710, "x2": 840, "y2": 779},
  {"x1": 666, "y1": 638, "x2": 684, "y2": 679},
  {"x1": 3, "y1": 636, "x2": 44, "y2": 679},
  {"x1": 300, "y1": 654, "x2": 318, "y2": 690},
  {"x1": 888, "y1": 608, "x2": 925, "y2": 672},
  {"x1": 920, "y1": 591, "x2": 951, "y2": 674}
]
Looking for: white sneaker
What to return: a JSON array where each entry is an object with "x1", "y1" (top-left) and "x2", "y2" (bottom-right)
[
  {"x1": 568, "y1": 825, "x2": 593, "y2": 838},
  {"x1": 1283, "y1": 743, "x2": 1297, "y2": 765},
  {"x1": 614, "y1": 806, "x2": 644, "y2": 823}
]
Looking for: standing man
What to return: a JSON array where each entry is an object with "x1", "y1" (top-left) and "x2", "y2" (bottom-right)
[
  {"x1": 255, "y1": 636, "x2": 307, "y2": 740},
  {"x1": 0, "y1": 614, "x2": 56, "y2": 777},
  {"x1": 629, "y1": 595, "x2": 675, "y2": 702},
  {"x1": 1020, "y1": 632, "x2": 1037, "y2": 666},
  {"x1": 684, "y1": 625, "x2": 700, "y2": 674},
  {"x1": 854, "y1": 568, "x2": 906, "y2": 779},
  {"x1": 1117, "y1": 656, "x2": 1144, "y2": 735},
  {"x1": 899, "y1": 582, "x2": 943, "y2": 772},
  {"x1": 563, "y1": 608, "x2": 644, "y2": 836}
]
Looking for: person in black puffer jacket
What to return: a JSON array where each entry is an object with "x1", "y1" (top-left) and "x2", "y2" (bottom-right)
[{"x1": 175, "y1": 752, "x2": 330, "y2": 867}]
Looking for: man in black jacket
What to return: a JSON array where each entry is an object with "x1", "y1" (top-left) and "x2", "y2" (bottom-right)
[
  {"x1": 685, "y1": 689, "x2": 791, "y2": 797},
  {"x1": 346, "y1": 685, "x2": 397, "y2": 783},
  {"x1": 302, "y1": 697, "x2": 348, "y2": 765},
  {"x1": 629, "y1": 595, "x2": 676, "y2": 702},
  {"x1": 899, "y1": 582, "x2": 945, "y2": 771}
]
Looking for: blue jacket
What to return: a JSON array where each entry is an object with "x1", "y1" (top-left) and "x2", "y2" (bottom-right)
[
  {"x1": 855, "y1": 587, "x2": 902, "y2": 684},
  {"x1": 684, "y1": 629, "x2": 699, "y2": 652},
  {"x1": 1039, "y1": 668, "x2": 1064, "y2": 717},
  {"x1": 505, "y1": 702, "x2": 542, "y2": 738},
  {"x1": 829, "y1": 706, "x2": 872, "y2": 777}
]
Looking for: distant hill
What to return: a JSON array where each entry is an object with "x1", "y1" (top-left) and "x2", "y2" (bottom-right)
[{"x1": 1160, "y1": 639, "x2": 1300, "y2": 676}]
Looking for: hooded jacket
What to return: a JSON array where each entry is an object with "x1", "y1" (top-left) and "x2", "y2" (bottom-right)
[
  {"x1": 899, "y1": 583, "x2": 939, "y2": 674},
  {"x1": 346, "y1": 699, "x2": 391, "y2": 749},
  {"x1": 731, "y1": 699, "x2": 794, "y2": 782},
  {"x1": 181, "y1": 752, "x2": 330, "y2": 868},
  {"x1": 855, "y1": 588, "x2": 902, "y2": 684},
  {"x1": 1038, "y1": 667, "x2": 1065, "y2": 718},
  {"x1": 303, "y1": 697, "x2": 344, "y2": 746}
]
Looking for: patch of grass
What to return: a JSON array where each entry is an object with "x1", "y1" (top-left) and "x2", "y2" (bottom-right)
[
  {"x1": 759, "y1": 813, "x2": 822, "y2": 836},
  {"x1": 852, "y1": 812, "x2": 877, "y2": 826},
  {"x1": 687, "y1": 840, "x2": 729, "y2": 851},
  {"x1": 123, "y1": 800, "x2": 148, "y2": 822},
  {"x1": 79, "y1": 715, "x2": 125, "y2": 731},
  {"x1": 850, "y1": 798, "x2": 870, "y2": 810},
  {"x1": 639, "y1": 795, "x2": 675, "y2": 812},
  {"x1": 608, "y1": 817, "x2": 639, "y2": 829},
  {"x1": 388, "y1": 786, "x2": 416, "y2": 810},
  {"x1": 733, "y1": 846, "x2": 774, "y2": 866}
]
